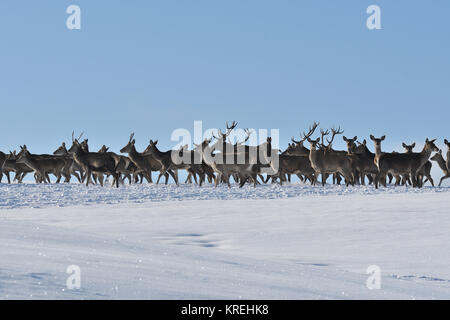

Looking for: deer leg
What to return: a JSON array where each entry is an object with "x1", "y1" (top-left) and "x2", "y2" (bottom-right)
[
  {"x1": 85, "y1": 169, "x2": 91, "y2": 186},
  {"x1": 322, "y1": 172, "x2": 327, "y2": 186},
  {"x1": 439, "y1": 174, "x2": 450, "y2": 187},
  {"x1": 185, "y1": 172, "x2": 192, "y2": 184},
  {"x1": 6, "y1": 172, "x2": 11, "y2": 184},
  {"x1": 168, "y1": 169, "x2": 179, "y2": 186},
  {"x1": 156, "y1": 172, "x2": 163, "y2": 184}
]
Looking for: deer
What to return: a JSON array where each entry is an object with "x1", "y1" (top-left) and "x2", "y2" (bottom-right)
[
  {"x1": 68, "y1": 132, "x2": 120, "y2": 187},
  {"x1": 402, "y1": 142, "x2": 434, "y2": 187},
  {"x1": 444, "y1": 139, "x2": 450, "y2": 171},
  {"x1": 15, "y1": 145, "x2": 69, "y2": 183},
  {"x1": 142, "y1": 139, "x2": 181, "y2": 185},
  {"x1": 97, "y1": 144, "x2": 135, "y2": 185},
  {"x1": 120, "y1": 133, "x2": 171, "y2": 185},
  {"x1": 198, "y1": 137, "x2": 260, "y2": 187},
  {"x1": 352, "y1": 140, "x2": 379, "y2": 185},
  {"x1": 53, "y1": 142, "x2": 84, "y2": 183},
  {"x1": 0, "y1": 151, "x2": 5, "y2": 183},
  {"x1": 307, "y1": 124, "x2": 355, "y2": 186},
  {"x1": 1, "y1": 151, "x2": 32, "y2": 183},
  {"x1": 430, "y1": 150, "x2": 450, "y2": 187},
  {"x1": 370, "y1": 135, "x2": 438, "y2": 188}
]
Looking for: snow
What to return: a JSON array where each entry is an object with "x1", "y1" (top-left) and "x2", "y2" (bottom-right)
[{"x1": 1, "y1": 182, "x2": 450, "y2": 299}]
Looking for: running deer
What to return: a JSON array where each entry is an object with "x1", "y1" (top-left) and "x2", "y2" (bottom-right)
[
  {"x1": 1, "y1": 151, "x2": 32, "y2": 183},
  {"x1": 430, "y1": 150, "x2": 450, "y2": 186},
  {"x1": 16, "y1": 145, "x2": 68, "y2": 183},
  {"x1": 120, "y1": 133, "x2": 170, "y2": 184},
  {"x1": 142, "y1": 139, "x2": 180, "y2": 185},
  {"x1": 370, "y1": 135, "x2": 438, "y2": 188},
  {"x1": 53, "y1": 142, "x2": 84, "y2": 183},
  {"x1": 68, "y1": 133, "x2": 120, "y2": 187}
]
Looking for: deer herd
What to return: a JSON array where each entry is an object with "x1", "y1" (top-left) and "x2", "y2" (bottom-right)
[{"x1": 0, "y1": 122, "x2": 449, "y2": 189}]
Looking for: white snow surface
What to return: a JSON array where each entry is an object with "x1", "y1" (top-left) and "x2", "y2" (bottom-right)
[{"x1": 0, "y1": 182, "x2": 450, "y2": 299}]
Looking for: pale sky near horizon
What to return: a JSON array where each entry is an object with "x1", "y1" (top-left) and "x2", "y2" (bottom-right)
[{"x1": 0, "y1": 1, "x2": 449, "y2": 183}]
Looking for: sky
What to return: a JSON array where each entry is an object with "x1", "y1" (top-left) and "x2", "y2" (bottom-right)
[{"x1": 0, "y1": 1, "x2": 449, "y2": 181}]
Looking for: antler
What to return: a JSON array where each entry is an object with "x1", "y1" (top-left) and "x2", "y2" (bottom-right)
[
  {"x1": 236, "y1": 128, "x2": 252, "y2": 145},
  {"x1": 214, "y1": 121, "x2": 238, "y2": 140},
  {"x1": 300, "y1": 121, "x2": 319, "y2": 142},
  {"x1": 78, "y1": 132, "x2": 84, "y2": 141},
  {"x1": 320, "y1": 128, "x2": 330, "y2": 147},
  {"x1": 325, "y1": 126, "x2": 344, "y2": 148}
]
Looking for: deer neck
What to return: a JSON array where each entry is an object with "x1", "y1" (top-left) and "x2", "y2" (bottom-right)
[
  {"x1": 374, "y1": 145, "x2": 382, "y2": 156},
  {"x1": 435, "y1": 155, "x2": 448, "y2": 173}
]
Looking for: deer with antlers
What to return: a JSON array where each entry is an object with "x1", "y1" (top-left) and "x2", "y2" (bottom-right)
[{"x1": 306, "y1": 124, "x2": 355, "y2": 186}]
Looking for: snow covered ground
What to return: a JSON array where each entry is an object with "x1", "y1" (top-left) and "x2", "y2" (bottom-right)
[{"x1": 1, "y1": 182, "x2": 450, "y2": 299}]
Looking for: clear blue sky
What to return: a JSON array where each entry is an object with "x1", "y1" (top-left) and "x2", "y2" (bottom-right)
[{"x1": 0, "y1": 1, "x2": 449, "y2": 157}]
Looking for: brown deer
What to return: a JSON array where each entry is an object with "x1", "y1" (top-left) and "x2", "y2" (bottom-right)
[
  {"x1": 444, "y1": 139, "x2": 450, "y2": 171},
  {"x1": 430, "y1": 150, "x2": 450, "y2": 186},
  {"x1": 120, "y1": 133, "x2": 171, "y2": 184},
  {"x1": 352, "y1": 140, "x2": 379, "y2": 185},
  {"x1": 1, "y1": 151, "x2": 32, "y2": 183},
  {"x1": 402, "y1": 142, "x2": 434, "y2": 187},
  {"x1": 16, "y1": 145, "x2": 69, "y2": 183},
  {"x1": 308, "y1": 126, "x2": 354, "y2": 186},
  {"x1": 370, "y1": 135, "x2": 438, "y2": 188},
  {"x1": 53, "y1": 142, "x2": 84, "y2": 183},
  {"x1": 307, "y1": 127, "x2": 355, "y2": 186},
  {"x1": 0, "y1": 151, "x2": 5, "y2": 183},
  {"x1": 68, "y1": 133, "x2": 120, "y2": 187},
  {"x1": 142, "y1": 139, "x2": 180, "y2": 185}
]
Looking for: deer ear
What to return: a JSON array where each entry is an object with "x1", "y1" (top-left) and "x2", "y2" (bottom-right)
[
  {"x1": 402, "y1": 143, "x2": 407, "y2": 148},
  {"x1": 155, "y1": 140, "x2": 158, "y2": 145},
  {"x1": 343, "y1": 136, "x2": 348, "y2": 141},
  {"x1": 370, "y1": 135, "x2": 375, "y2": 141},
  {"x1": 445, "y1": 139, "x2": 448, "y2": 144},
  {"x1": 353, "y1": 136, "x2": 357, "y2": 141},
  {"x1": 62, "y1": 142, "x2": 66, "y2": 147},
  {"x1": 412, "y1": 143, "x2": 416, "y2": 148},
  {"x1": 381, "y1": 136, "x2": 385, "y2": 141}
]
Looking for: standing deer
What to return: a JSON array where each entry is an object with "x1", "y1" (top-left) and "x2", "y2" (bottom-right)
[
  {"x1": 402, "y1": 142, "x2": 434, "y2": 187},
  {"x1": 307, "y1": 125, "x2": 355, "y2": 186},
  {"x1": 307, "y1": 126, "x2": 354, "y2": 186},
  {"x1": 430, "y1": 150, "x2": 450, "y2": 186},
  {"x1": 352, "y1": 140, "x2": 379, "y2": 185},
  {"x1": 370, "y1": 135, "x2": 438, "y2": 188}
]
